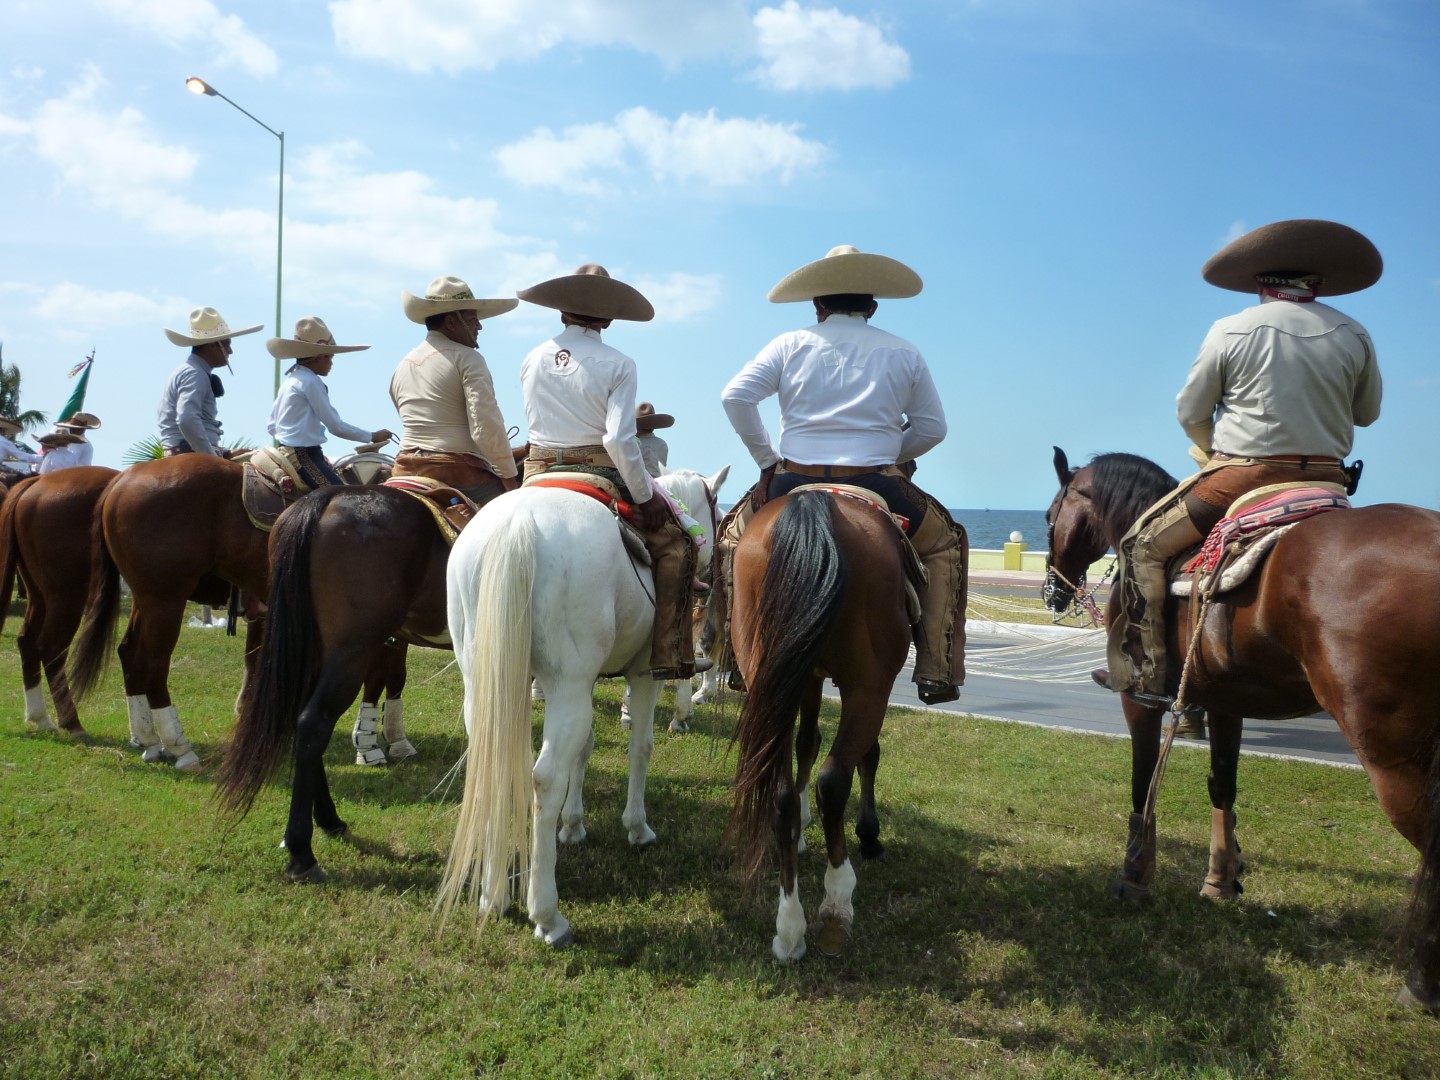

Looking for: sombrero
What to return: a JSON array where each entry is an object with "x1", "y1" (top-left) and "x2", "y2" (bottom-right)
[
  {"x1": 39, "y1": 430, "x2": 83, "y2": 448},
  {"x1": 57, "y1": 412, "x2": 101, "y2": 431},
  {"x1": 402, "y1": 276, "x2": 519, "y2": 324},
  {"x1": 636, "y1": 402, "x2": 674, "y2": 431},
  {"x1": 0, "y1": 417, "x2": 24, "y2": 437},
  {"x1": 1202, "y1": 220, "x2": 1382, "y2": 295},
  {"x1": 768, "y1": 245, "x2": 923, "y2": 303},
  {"x1": 267, "y1": 316, "x2": 370, "y2": 360},
  {"x1": 164, "y1": 306, "x2": 263, "y2": 346},
  {"x1": 517, "y1": 264, "x2": 654, "y2": 322}
]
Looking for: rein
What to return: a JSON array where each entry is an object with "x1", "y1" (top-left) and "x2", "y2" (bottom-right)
[{"x1": 1043, "y1": 478, "x2": 1112, "y2": 629}]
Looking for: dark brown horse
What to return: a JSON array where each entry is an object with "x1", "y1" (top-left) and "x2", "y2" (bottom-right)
[
  {"x1": 0, "y1": 466, "x2": 119, "y2": 734},
  {"x1": 215, "y1": 483, "x2": 458, "y2": 882},
  {"x1": 1043, "y1": 446, "x2": 1440, "y2": 1013},
  {"x1": 727, "y1": 489, "x2": 911, "y2": 960}
]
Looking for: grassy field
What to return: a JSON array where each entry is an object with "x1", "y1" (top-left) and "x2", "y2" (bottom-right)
[{"x1": 2, "y1": 604, "x2": 1438, "y2": 1078}]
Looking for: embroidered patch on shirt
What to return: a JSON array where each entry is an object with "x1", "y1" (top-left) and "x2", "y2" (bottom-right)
[{"x1": 547, "y1": 348, "x2": 579, "y2": 376}]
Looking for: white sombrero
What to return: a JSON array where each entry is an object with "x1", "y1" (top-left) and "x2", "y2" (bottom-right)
[
  {"x1": 1202, "y1": 220, "x2": 1382, "y2": 296},
  {"x1": 57, "y1": 412, "x2": 101, "y2": 431},
  {"x1": 267, "y1": 316, "x2": 370, "y2": 360},
  {"x1": 768, "y1": 245, "x2": 923, "y2": 303},
  {"x1": 164, "y1": 307, "x2": 264, "y2": 347},
  {"x1": 402, "y1": 276, "x2": 519, "y2": 324},
  {"x1": 517, "y1": 264, "x2": 655, "y2": 322}
]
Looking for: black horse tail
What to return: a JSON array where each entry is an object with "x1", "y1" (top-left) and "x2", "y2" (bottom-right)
[
  {"x1": 0, "y1": 478, "x2": 31, "y2": 635},
  {"x1": 215, "y1": 487, "x2": 342, "y2": 820},
  {"x1": 727, "y1": 491, "x2": 848, "y2": 883},
  {"x1": 68, "y1": 498, "x2": 122, "y2": 701},
  {"x1": 1404, "y1": 716, "x2": 1440, "y2": 1007}
]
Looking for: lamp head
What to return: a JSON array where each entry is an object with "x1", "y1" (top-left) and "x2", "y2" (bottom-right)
[{"x1": 185, "y1": 77, "x2": 217, "y2": 96}]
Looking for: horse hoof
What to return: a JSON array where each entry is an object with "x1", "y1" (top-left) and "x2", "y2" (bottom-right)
[
  {"x1": 1396, "y1": 979, "x2": 1440, "y2": 1017},
  {"x1": 558, "y1": 823, "x2": 587, "y2": 845},
  {"x1": 323, "y1": 824, "x2": 351, "y2": 842},
  {"x1": 771, "y1": 934, "x2": 806, "y2": 962},
  {"x1": 628, "y1": 826, "x2": 658, "y2": 849},
  {"x1": 816, "y1": 915, "x2": 851, "y2": 957},
  {"x1": 1199, "y1": 880, "x2": 1242, "y2": 900},
  {"x1": 140, "y1": 744, "x2": 170, "y2": 764},
  {"x1": 386, "y1": 739, "x2": 418, "y2": 761},
  {"x1": 25, "y1": 717, "x2": 58, "y2": 733},
  {"x1": 285, "y1": 863, "x2": 328, "y2": 884},
  {"x1": 668, "y1": 719, "x2": 691, "y2": 734},
  {"x1": 1110, "y1": 875, "x2": 1152, "y2": 906},
  {"x1": 173, "y1": 751, "x2": 203, "y2": 773},
  {"x1": 535, "y1": 919, "x2": 573, "y2": 947},
  {"x1": 859, "y1": 839, "x2": 885, "y2": 861}
]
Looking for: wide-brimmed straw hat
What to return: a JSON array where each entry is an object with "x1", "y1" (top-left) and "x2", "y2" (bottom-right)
[
  {"x1": 0, "y1": 417, "x2": 24, "y2": 437},
  {"x1": 635, "y1": 402, "x2": 674, "y2": 431},
  {"x1": 163, "y1": 307, "x2": 264, "y2": 347},
  {"x1": 39, "y1": 430, "x2": 83, "y2": 448},
  {"x1": 768, "y1": 244, "x2": 923, "y2": 303},
  {"x1": 1202, "y1": 220, "x2": 1382, "y2": 295},
  {"x1": 57, "y1": 412, "x2": 101, "y2": 431},
  {"x1": 267, "y1": 316, "x2": 370, "y2": 360},
  {"x1": 517, "y1": 264, "x2": 654, "y2": 322},
  {"x1": 402, "y1": 276, "x2": 519, "y2": 324}
]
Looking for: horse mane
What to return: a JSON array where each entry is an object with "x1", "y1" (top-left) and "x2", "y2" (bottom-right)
[{"x1": 1085, "y1": 452, "x2": 1177, "y2": 535}]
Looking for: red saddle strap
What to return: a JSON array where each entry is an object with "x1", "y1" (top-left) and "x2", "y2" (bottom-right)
[{"x1": 530, "y1": 477, "x2": 637, "y2": 525}]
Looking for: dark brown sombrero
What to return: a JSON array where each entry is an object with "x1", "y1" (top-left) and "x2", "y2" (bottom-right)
[
  {"x1": 635, "y1": 402, "x2": 674, "y2": 431},
  {"x1": 1202, "y1": 219, "x2": 1382, "y2": 295}
]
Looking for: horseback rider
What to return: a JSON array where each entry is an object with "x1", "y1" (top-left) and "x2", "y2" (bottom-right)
[
  {"x1": 37, "y1": 412, "x2": 100, "y2": 474},
  {"x1": 0, "y1": 416, "x2": 42, "y2": 476},
  {"x1": 635, "y1": 401, "x2": 673, "y2": 478},
  {"x1": 389, "y1": 276, "x2": 520, "y2": 506},
  {"x1": 158, "y1": 307, "x2": 262, "y2": 457},
  {"x1": 266, "y1": 317, "x2": 393, "y2": 487},
  {"x1": 1095, "y1": 219, "x2": 1383, "y2": 706},
  {"x1": 517, "y1": 263, "x2": 706, "y2": 681},
  {"x1": 719, "y1": 245, "x2": 968, "y2": 705}
]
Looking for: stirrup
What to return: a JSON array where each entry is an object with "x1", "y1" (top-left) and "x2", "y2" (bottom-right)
[{"x1": 917, "y1": 678, "x2": 959, "y2": 705}]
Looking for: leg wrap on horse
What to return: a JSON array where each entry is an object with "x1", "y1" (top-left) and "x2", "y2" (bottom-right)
[
  {"x1": 352, "y1": 703, "x2": 387, "y2": 766},
  {"x1": 1201, "y1": 807, "x2": 1244, "y2": 899},
  {"x1": 908, "y1": 494, "x2": 968, "y2": 687},
  {"x1": 152, "y1": 705, "x2": 201, "y2": 772},
  {"x1": 126, "y1": 694, "x2": 158, "y2": 750},
  {"x1": 644, "y1": 517, "x2": 699, "y2": 678},
  {"x1": 382, "y1": 698, "x2": 416, "y2": 760}
]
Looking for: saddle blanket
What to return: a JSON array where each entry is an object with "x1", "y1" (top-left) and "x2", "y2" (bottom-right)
[
  {"x1": 528, "y1": 473, "x2": 650, "y2": 566},
  {"x1": 382, "y1": 475, "x2": 477, "y2": 542},
  {"x1": 1171, "y1": 485, "x2": 1349, "y2": 597}
]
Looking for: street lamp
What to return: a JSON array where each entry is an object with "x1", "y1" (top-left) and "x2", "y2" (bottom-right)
[{"x1": 186, "y1": 76, "x2": 285, "y2": 397}]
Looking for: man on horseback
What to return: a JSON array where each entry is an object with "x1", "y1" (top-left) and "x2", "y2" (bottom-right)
[
  {"x1": 0, "y1": 416, "x2": 41, "y2": 476},
  {"x1": 720, "y1": 245, "x2": 968, "y2": 706},
  {"x1": 158, "y1": 307, "x2": 263, "y2": 457},
  {"x1": 636, "y1": 401, "x2": 672, "y2": 478},
  {"x1": 1096, "y1": 219, "x2": 1383, "y2": 706},
  {"x1": 389, "y1": 276, "x2": 520, "y2": 505},
  {"x1": 37, "y1": 413, "x2": 100, "y2": 474},
  {"x1": 266, "y1": 317, "x2": 393, "y2": 487},
  {"x1": 516, "y1": 264, "x2": 706, "y2": 681}
]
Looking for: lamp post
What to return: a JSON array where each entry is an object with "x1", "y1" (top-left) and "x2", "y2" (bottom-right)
[{"x1": 185, "y1": 76, "x2": 285, "y2": 397}]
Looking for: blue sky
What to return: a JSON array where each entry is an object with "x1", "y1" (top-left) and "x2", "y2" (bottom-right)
[{"x1": 1, "y1": 0, "x2": 1436, "y2": 510}]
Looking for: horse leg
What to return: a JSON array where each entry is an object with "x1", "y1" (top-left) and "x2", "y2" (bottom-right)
[
  {"x1": 772, "y1": 723, "x2": 806, "y2": 962},
  {"x1": 814, "y1": 746, "x2": 858, "y2": 958},
  {"x1": 794, "y1": 678, "x2": 824, "y2": 853},
  {"x1": 621, "y1": 675, "x2": 661, "y2": 847},
  {"x1": 670, "y1": 675, "x2": 693, "y2": 734},
  {"x1": 120, "y1": 596, "x2": 199, "y2": 772},
  {"x1": 40, "y1": 654, "x2": 83, "y2": 737},
  {"x1": 352, "y1": 647, "x2": 388, "y2": 767},
  {"x1": 558, "y1": 726, "x2": 594, "y2": 846},
  {"x1": 1200, "y1": 711, "x2": 1245, "y2": 899},
  {"x1": 1113, "y1": 699, "x2": 1164, "y2": 904},
  {"x1": 283, "y1": 665, "x2": 359, "y2": 883},
  {"x1": 528, "y1": 682, "x2": 594, "y2": 946},
  {"x1": 15, "y1": 587, "x2": 55, "y2": 731},
  {"x1": 856, "y1": 740, "x2": 884, "y2": 860},
  {"x1": 380, "y1": 642, "x2": 415, "y2": 761}
]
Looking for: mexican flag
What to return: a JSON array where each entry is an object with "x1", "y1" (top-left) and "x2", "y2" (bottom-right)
[{"x1": 59, "y1": 352, "x2": 93, "y2": 422}]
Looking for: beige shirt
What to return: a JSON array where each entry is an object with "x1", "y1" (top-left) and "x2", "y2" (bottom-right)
[
  {"x1": 389, "y1": 331, "x2": 517, "y2": 479},
  {"x1": 1176, "y1": 298, "x2": 1381, "y2": 460}
]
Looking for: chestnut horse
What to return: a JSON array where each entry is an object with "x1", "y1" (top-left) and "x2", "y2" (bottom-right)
[
  {"x1": 0, "y1": 466, "x2": 119, "y2": 734},
  {"x1": 726, "y1": 488, "x2": 911, "y2": 961},
  {"x1": 1043, "y1": 446, "x2": 1440, "y2": 1013}
]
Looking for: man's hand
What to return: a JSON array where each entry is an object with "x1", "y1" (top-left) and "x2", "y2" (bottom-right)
[
  {"x1": 501, "y1": 474, "x2": 520, "y2": 492},
  {"x1": 751, "y1": 463, "x2": 777, "y2": 509},
  {"x1": 371, "y1": 428, "x2": 395, "y2": 443},
  {"x1": 634, "y1": 491, "x2": 671, "y2": 532}
]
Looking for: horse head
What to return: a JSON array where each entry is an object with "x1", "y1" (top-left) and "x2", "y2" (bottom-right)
[
  {"x1": 1042, "y1": 446, "x2": 1099, "y2": 614},
  {"x1": 656, "y1": 465, "x2": 729, "y2": 578}
]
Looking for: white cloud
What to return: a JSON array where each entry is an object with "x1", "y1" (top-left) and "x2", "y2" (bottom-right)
[
  {"x1": 330, "y1": 0, "x2": 754, "y2": 75},
  {"x1": 0, "y1": 111, "x2": 30, "y2": 136},
  {"x1": 34, "y1": 282, "x2": 180, "y2": 333},
  {"x1": 89, "y1": 0, "x2": 278, "y2": 77},
  {"x1": 632, "y1": 271, "x2": 723, "y2": 323},
  {"x1": 751, "y1": 2, "x2": 910, "y2": 91},
  {"x1": 498, "y1": 107, "x2": 829, "y2": 193}
]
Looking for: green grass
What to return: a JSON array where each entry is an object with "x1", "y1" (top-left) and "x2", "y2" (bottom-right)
[{"x1": 1, "y1": 605, "x2": 1437, "y2": 1078}]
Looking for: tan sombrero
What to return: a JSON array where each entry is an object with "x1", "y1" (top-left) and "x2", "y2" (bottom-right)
[
  {"x1": 0, "y1": 417, "x2": 24, "y2": 437},
  {"x1": 517, "y1": 264, "x2": 655, "y2": 322},
  {"x1": 164, "y1": 306, "x2": 264, "y2": 347},
  {"x1": 636, "y1": 402, "x2": 674, "y2": 431},
  {"x1": 768, "y1": 244, "x2": 923, "y2": 303},
  {"x1": 267, "y1": 316, "x2": 370, "y2": 360},
  {"x1": 58, "y1": 412, "x2": 101, "y2": 431},
  {"x1": 1202, "y1": 220, "x2": 1382, "y2": 296},
  {"x1": 39, "y1": 430, "x2": 83, "y2": 448},
  {"x1": 402, "y1": 276, "x2": 519, "y2": 324}
]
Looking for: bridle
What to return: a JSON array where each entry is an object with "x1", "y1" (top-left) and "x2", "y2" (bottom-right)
[{"x1": 1042, "y1": 475, "x2": 1111, "y2": 628}]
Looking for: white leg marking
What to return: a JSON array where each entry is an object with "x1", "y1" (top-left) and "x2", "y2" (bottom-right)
[
  {"x1": 24, "y1": 685, "x2": 54, "y2": 731},
  {"x1": 816, "y1": 859, "x2": 857, "y2": 929},
  {"x1": 773, "y1": 884, "x2": 807, "y2": 961}
]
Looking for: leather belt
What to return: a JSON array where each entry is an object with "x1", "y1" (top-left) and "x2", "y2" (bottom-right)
[
  {"x1": 780, "y1": 459, "x2": 883, "y2": 480},
  {"x1": 529, "y1": 445, "x2": 614, "y2": 468},
  {"x1": 1213, "y1": 452, "x2": 1342, "y2": 467}
]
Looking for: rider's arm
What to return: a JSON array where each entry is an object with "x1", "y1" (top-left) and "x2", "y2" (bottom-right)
[
  {"x1": 602, "y1": 360, "x2": 654, "y2": 504},
  {"x1": 457, "y1": 350, "x2": 518, "y2": 479},
  {"x1": 1351, "y1": 330, "x2": 1382, "y2": 428},
  {"x1": 899, "y1": 355, "x2": 946, "y2": 463},
  {"x1": 174, "y1": 366, "x2": 219, "y2": 456},
  {"x1": 1176, "y1": 327, "x2": 1225, "y2": 451},
  {"x1": 721, "y1": 345, "x2": 782, "y2": 469},
  {"x1": 299, "y1": 368, "x2": 373, "y2": 444}
]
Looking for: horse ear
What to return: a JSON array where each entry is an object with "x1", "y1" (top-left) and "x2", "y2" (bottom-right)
[
  {"x1": 708, "y1": 464, "x2": 730, "y2": 497},
  {"x1": 1052, "y1": 446, "x2": 1072, "y2": 485}
]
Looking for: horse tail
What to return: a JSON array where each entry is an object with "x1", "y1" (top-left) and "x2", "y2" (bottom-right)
[
  {"x1": 1405, "y1": 718, "x2": 1440, "y2": 1003},
  {"x1": 0, "y1": 480, "x2": 28, "y2": 635},
  {"x1": 69, "y1": 497, "x2": 122, "y2": 701},
  {"x1": 436, "y1": 509, "x2": 538, "y2": 929},
  {"x1": 215, "y1": 487, "x2": 342, "y2": 820},
  {"x1": 727, "y1": 491, "x2": 848, "y2": 883}
]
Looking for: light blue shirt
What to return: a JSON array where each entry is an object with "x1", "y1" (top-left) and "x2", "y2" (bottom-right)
[
  {"x1": 267, "y1": 364, "x2": 373, "y2": 447},
  {"x1": 157, "y1": 352, "x2": 223, "y2": 455},
  {"x1": 0, "y1": 434, "x2": 40, "y2": 473}
]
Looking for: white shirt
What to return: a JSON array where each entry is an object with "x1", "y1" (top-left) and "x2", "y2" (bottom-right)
[
  {"x1": 520, "y1": 324, "x2": 653, "y2": 501},
  {"x1": 0, "y1": 434, "x2": 40, "y2": 473},
  {"x1": 390, "y1": 331, "x2": 517, "y2": 479},
  {"x1": 268, "y1": 364, "x2": 373, "y2": 447},
  {"x1": 157, "y1": 352, "x2": 224, "y2": 455},
  {"x1": 1177, "y1": 297, "x2": 1381, "y2": 459},
  {"x1": 38, "y1": 439, "x2": 93, "y2": 474},
  {"x1": 721, "y1": 313, "x2": 947, "y2": 469}
]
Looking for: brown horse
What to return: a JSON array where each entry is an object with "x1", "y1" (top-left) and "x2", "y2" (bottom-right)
[
  {"x1": 214, "y1": 483, "x2": 458, "y2": 882},
  {"x1": 0, "y1": 466, "x2": 119, "y2": 734},
  {"x1": 1043, "y1": 446, "x2": 1440, "y2": 1013},
  {"x1": 727, "y1": 488, "x2": 911, "y2": 960}
]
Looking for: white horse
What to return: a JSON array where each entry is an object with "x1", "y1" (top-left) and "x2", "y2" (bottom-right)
[{"x1": 436, "y1": 466, "x2": 728, "y2": 945}]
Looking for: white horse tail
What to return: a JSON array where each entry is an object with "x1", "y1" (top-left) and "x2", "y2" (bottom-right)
[{"x1": 436, "y1": 509, "x2": 538, "y2": 929}]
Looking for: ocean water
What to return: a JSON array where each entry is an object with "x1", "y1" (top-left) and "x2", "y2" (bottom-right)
[{"x1": 950, "y1": 508, "x2": 1048, "y2": 551}]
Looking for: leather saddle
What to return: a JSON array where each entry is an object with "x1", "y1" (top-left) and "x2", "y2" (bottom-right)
[
  {"x1": 382, "y1": 475, "x2": 479, "y2": 544},
  {"x1": 242, "y1": 446, "x2": 317, "y2": 532}
]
